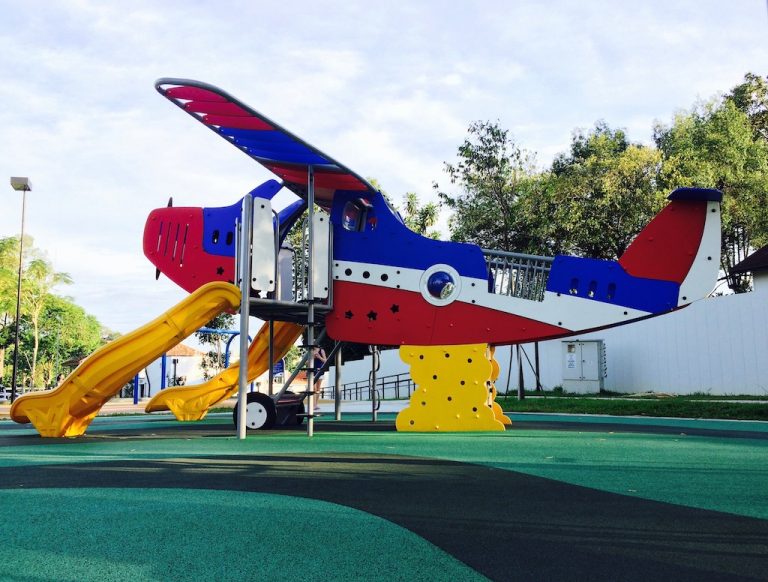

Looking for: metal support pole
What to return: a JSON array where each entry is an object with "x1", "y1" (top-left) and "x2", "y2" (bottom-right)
[
  {"x1": 237, "y1": 194, "x2": 253, "y2": 439},
  {"x1": 268, "y1": 320, "x2": 275, "y2": 396},
  {"x1": 370, "y1": 345, "x2": 379, "y2": 422},
  {"x1": 10, "y1": 188, "x2": 28, "y2": 402},
  {"x1": 334, "y1": 347, "x2": 342, "y2": 421},
  {"x1": 534, "y1": 342, "x2": 542, "y2": 391},
  {"x1": 160, "y1": 354, "x2": 167, "y2": 391},
  {"x1": 306, "y1": 166, "x2": 316, "y2": 437},
  {"x1": 133, "y1": 374, "x2": 140, "y2": 405},
  {"x1": 517, "y1": 344, "x2": 525, "y2": 400}
]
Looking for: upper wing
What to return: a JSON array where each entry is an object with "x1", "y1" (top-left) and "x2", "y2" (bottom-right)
[{"x1": 155, "y1": 78, "x2": 376, "y2": 210}]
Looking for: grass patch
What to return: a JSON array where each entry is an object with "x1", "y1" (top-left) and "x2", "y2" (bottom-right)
[
  {"x1": 497, "y1": 396, "x2": 768, "y2": 420},
  {"x1": 510, "y1": 389, "x2": 768, "y2": 401}
]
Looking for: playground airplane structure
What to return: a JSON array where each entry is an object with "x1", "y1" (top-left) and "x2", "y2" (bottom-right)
[{"x1": 11, "y1": 78, "x2": 723, "y2": 437}]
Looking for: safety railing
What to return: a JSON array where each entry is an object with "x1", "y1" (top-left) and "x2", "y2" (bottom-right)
[
  {"x1": 482, "y1": 249, "x2": 554, "y2": 302},
  {"x1": 290, "y1": 215, "x2": 332, "y2": 303},
  {"x1": 322, "y1": 372, "x2": 416, "y2": 401}
]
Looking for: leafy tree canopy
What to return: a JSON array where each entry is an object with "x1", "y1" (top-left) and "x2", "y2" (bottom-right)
[
  {"x1": 654, "y1": 94, "x2": 768, "y2": 291},
  {"x1": 438, "y1": 73, "x2": 768, "y2": 293},
  {"x1": 435, "y1": 120, "x2": 538, "y2": 251},
  {"x1": 0, "y1": 235, "x2": 108, "y2": 388}
]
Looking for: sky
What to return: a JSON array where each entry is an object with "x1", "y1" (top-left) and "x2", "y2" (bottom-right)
[{"x1": 0, "y1": 0, "x2": 766, "y2": 335}]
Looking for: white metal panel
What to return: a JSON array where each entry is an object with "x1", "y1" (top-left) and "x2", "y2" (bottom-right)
[
  {"x1": 678, "y1": 201, "x2": 722, "y2": 305},
  {"x1": 311, "y1": 211, "x2": 330, "y2": 299},
  {"x1": 250, "y1": 199, "x2": 275, "y2": 293},
  {"x1": 580, "y1": 342, "x2": 600, "y2": 380},
  {"x1": 500, "y1": 290, "x2": 768, "y2": 395}
]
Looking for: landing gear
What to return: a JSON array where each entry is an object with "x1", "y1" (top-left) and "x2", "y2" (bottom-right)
[{"x1": 233, "y1": 392, "x2": 276, "y2": 430}]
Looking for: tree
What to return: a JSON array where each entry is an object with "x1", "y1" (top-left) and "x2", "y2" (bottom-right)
[
  {"x1": 36, "y1": 295, "x2": 103, "y2": 386},
  {"x1": 654, "y1": 99, "x2": 768, "y2": 292},
  {"x1": 0, "y1": 235, "x2": 107, "y2": 388},
  {"x1": 540, "y1": 122, "x2": 665, "y2": 259},
  {"x1": 435, "y1": 120, "x2": 539, "y2": 252},
  {"x1": 22, "y1": 255, "x2": 72, "y2": 385},
  {"x1": 365, "y1": 178, "x2": 442, "y2": 239},
  {"x1": 727, "y1": 72, "x2": 768, "y2": 142},
  {"x1": 398, "y1": 192, "x2": 440, "y2": 238},
  {"x1": 195, "y1": 312, "x2": 235, "y2": 380}
]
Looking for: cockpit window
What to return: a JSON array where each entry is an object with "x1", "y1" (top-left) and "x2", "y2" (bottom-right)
[{"x1": 342, "y1": 201, "x2": 362, "y2": 231}]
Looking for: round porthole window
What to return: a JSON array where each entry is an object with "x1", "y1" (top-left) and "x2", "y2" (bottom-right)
[
  {"x1": 420, "y1": 264, "x2": 462, "y2": 306},
  {"x1": 427, "y1": 271, "x2": 455, "y2": 299}
]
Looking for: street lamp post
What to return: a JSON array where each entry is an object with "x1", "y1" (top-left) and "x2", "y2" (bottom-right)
[{"x1": 9, "y1": 177, "x2": 32, "y2": 403}]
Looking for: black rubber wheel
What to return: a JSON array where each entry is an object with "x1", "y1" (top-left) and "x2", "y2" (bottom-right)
[
  {"x1": 279, "y1": 390, "x2": 305, "y2": 425},
  {"x1": 232, "y1": 392, "x2": 276, "y2": 430}
]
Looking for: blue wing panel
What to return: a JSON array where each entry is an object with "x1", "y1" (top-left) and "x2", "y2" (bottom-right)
[
  {"x1": 219, "y1": 128, "x2": 302, "y2": 146},
  {"x1": 233, "y1": 137, "x2": 316, "y2": 154},
  {"x1": 546, "y1": 256, "x2": 680, "y2": 313}
]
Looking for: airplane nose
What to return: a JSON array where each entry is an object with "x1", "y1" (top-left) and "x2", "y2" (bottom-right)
[{"x1": 144, "y1": 208, "x2": 191, "y2": 269}]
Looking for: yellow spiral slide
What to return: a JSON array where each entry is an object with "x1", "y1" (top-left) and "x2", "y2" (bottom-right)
[
  {"x1": 145, "y1": 319, "x2": 303, "y2": 421},
  {"x1": 11, "y1": 282, "x2": 241, "y2": 437}
]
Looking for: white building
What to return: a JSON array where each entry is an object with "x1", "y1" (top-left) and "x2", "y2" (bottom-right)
[{"x1": 334, "y1": 247, "x2": 768, "y2": 397}]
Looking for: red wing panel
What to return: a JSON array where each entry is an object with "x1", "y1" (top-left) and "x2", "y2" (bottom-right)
[
  {"x1": 202, "y1": 115, "x2": 273, "y2": 130},
  {"x1": 184, "y1": 101, "x2": 251, "y2": 116},
  {"x1": 143, "y1": 207, "x2": 235, "y2": 294},
  {"x1": 156, "y1": 78, "x2": 376, "y2": 210},
  {"x1": 165, "y1": 86, "x2": 227, "y2": 102},
  {"x1": 619, "y1": 201, "x2": 707, "y2": 283},
  {"x1": 327, "y1": 281, "x2": 567, "y2": 346},
  {"x1": 264, "y1": 163, "x2": 370, "y2": 191}
]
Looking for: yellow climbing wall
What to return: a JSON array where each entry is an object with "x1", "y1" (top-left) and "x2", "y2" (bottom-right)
[{"x1": 396, "y1": 343, "x2": 506, "y2": 432}]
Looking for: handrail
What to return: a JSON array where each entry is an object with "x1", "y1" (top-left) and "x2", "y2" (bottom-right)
[
  {"x1": 324, "y1": 372, "x2": 416, "y2": 401},
  {"x1": 482, "y1": 248, "x2": 554, "y2": 302}
]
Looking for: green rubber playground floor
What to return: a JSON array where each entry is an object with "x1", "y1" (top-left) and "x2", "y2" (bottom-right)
[{"x1": 1, "y1": 412, "x2": 767, "y2": 581}]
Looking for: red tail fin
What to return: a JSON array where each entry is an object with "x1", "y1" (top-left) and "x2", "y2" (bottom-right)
[{"x1": 619, "y1": 188, "x2": 722, "y2": 284}]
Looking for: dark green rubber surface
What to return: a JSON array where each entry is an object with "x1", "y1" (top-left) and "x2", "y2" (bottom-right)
[
  {"x1": 1, "y1": 488, "x2": 481, "y2": 581},
  {"x1": 1, "y1": 413, "x2": 767, "y2": 581}
]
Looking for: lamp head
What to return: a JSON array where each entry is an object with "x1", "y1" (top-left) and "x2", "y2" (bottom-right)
[{"x1": 10, "y1": 177, "x2": 32, "y2": 192}]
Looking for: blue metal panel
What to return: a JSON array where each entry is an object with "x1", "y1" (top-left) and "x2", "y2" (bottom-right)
[
  {"x1": 250, "y1": 179, "x2": 283, "y2": 200},
  {"x1": 668, "y1": 187, "x2": 723, "y2": 202},
  {"x1": 202, "y1": 180, "x2": 282, "y2": 257},
  {"x1": 233, "y1": 136, "x2": 314, "y2": 154},
  {"x1": 217, "y1": 128, "x2": 297, "y2": 145},
  {"x1": 277, "y1": 198, "x2": 306, "y2": 244},
  {"x1": 331, "y1": 190, "x2": 488, "y2": 279},
  {"x1": 546, "y1": 255, "x2": 680, "y2": 313}
]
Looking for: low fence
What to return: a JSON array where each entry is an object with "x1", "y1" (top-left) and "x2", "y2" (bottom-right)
[{"x1": 321, "y1": 372, "x2": 415, "y2": 401}]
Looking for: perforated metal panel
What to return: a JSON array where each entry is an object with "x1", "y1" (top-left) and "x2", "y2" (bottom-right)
[
  {"x1": 250, "y1": 199, "x2": 275, "y2": 293},
  {"x1": 312, "y1": 211, "x2": 330, "y2": 299}
]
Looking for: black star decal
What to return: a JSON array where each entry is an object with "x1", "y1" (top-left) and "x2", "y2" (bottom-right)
[
  {"x1": 390, "y1": 304, "x2": 400, "y2": 314},
  {"x1": 344, "y1": 310, "x2": 354, "y2": 319},
  {"x1": 216, "y1": 266, "x2": 225, "y2": 275},
  {"x1": 367, "y1": 310, "x2": 378, "y2": 321}
]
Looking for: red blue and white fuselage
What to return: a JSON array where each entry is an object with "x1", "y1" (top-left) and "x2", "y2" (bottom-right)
[{"x1": 144, "y1": 78, "x2": 723, "y2": 347}]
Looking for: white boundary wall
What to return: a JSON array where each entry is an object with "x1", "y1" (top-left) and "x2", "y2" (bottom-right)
[{"x1": 337, "y1": 289, "x2": 768, "y2": 396}]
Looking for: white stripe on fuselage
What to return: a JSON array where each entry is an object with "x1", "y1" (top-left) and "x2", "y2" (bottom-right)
[{"x1": 332, "y1": 259, "x2": 650, "y2": 332}]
